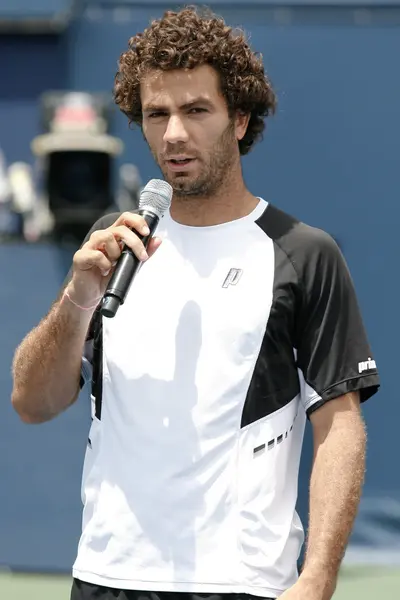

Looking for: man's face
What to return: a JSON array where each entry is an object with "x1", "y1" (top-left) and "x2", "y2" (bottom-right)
[{"x1": 141, "y1": 65, "x2": 248, "y2": 197}]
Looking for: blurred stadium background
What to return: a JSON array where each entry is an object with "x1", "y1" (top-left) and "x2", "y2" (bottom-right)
[{"x1": 0, "y1": 1, "x2": 399, "y2": 598}]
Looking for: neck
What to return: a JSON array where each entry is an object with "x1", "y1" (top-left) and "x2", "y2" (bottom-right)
[{"x1": 169, "y1": 168, "x2": 258, "y2": 227}]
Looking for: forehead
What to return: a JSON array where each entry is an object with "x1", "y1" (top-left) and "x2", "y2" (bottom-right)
[{"x1": 140, "y1": 64, "x2": 224, "y2": 109}]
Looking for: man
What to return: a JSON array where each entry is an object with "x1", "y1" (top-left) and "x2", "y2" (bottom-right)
[{"x1": 11, "y1": 7, "x2": 379, "y2": 600}]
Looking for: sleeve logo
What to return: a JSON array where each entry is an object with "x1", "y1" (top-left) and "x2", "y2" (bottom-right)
[{"x1": 358, "y1": 358, "x2": 377, "y2": 373}]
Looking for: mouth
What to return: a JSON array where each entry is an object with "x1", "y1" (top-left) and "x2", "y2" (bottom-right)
[{"x1": 166, "y1": 158, "x2": 196, "y2": 172}]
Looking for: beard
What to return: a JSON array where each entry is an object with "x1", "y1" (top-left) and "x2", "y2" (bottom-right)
[{"x1": 152, "y1": 120, "x2": 238, "y2": 199}]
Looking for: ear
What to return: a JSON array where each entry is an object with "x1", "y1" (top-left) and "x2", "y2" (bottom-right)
[{"x1": 235, "y1": 112, "x2": 250, "y2": 141}]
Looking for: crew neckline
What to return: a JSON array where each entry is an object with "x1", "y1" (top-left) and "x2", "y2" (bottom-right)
[{"x1": 166, "y1": 198, "x2": 268, "y2": 232}]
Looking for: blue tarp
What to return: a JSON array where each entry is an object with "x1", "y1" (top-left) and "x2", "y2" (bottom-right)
[{"x1": 0, "y1": 0, "x2": 72, "y2": 19}]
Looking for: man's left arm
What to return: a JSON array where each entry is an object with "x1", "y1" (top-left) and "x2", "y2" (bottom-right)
[
  {"x1": 280, "y1": 392, "x2": 366, "y2": 600},
  {"x1": 279, "y1": 229, "x2": 380, "y2": 599},
  {"x1": 302, "y1": 391, "x2": 366, "y2": 598}
]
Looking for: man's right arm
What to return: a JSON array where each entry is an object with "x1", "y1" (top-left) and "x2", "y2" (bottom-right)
[
  {"x1": 11, "y1": 294, "x2": 95, "y2": 423},
  {"x1": 11, "y1": 210, "x2": 162, "y2": 424}
]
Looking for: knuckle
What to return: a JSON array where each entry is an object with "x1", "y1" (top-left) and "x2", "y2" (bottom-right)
[
  {"x1": 103, "y1": 231, "x2": 116, "y2": 245},
  {"x1": 73, "y1": 246, "x2": 86, "y2": 263},
  {"x1": 80, "y1": 239, "x2": 92, "y2": 251},
  {"x1": 91, "y1": 229, "x2": 114, "y2": 246},
  {"x1": 89, "y1": 229, "x2": 104, "y2": 242},
  {"x1": 119, "y1": 211, "x2": 137, "y2": 225},
  {"x1": 121, "y1": 211, "x2": 145, "y2": 227}
]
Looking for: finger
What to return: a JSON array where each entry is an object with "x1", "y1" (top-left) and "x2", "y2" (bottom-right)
[
  {"x1": 146, "y1": 236, "x2": 162, "y2": 258},
  {"x1": 111, "y1": 225, "x2": 149, "y2": 261},
  {"x1": 74, "y1": 248, "x2": 113, "y2": 276},
  {"x1": 87, "y1": 230, "x2": 121, "y2": 263},
  {"x1": 113, "y1": 212, "x2": 150, "y2": 237}
]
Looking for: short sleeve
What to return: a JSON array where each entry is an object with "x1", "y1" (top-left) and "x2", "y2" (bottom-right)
[{"x1": 294, "y1": 230, "x2": 380, "y2": 415}]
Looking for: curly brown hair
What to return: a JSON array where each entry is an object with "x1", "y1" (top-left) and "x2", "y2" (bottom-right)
[{"x1": 114, "y1": 6, "x2": 277, "y2": 155}]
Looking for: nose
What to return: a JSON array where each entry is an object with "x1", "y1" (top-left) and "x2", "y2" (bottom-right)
[{"x1": 163, "y1": 115, "x2": 189, "y2": 145}]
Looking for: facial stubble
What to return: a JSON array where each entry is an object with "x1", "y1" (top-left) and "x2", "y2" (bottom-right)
[{"x1": 150, "y1": 120, "x2": 238, "y2": 199}]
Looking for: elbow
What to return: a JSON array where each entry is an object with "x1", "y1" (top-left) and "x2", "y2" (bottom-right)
[
  {"x1": 11, "y1": 391, "x2": 49, "y2": 424},
  {"x1": 11, "y1": 385, "x2": 79, "y2": 424},
  {"x1": 19, "y1": 411, "x2": 48, "y2": 425}
]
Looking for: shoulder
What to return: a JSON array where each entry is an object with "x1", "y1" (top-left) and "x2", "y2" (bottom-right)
[{"x1": 257, "y1": 203, "x2": 343, "y2": 274}]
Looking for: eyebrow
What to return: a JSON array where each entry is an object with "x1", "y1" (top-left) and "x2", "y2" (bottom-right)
[{"x1": 142, "y1": 97, "x2": 214, "y2": 114}]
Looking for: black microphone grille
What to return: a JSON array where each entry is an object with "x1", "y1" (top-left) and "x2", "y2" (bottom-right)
[{"x1": 139, "y1": 179, "x2": 173, "y2": 218}]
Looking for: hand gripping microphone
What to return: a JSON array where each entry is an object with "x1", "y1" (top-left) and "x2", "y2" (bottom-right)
[{"x1": 100, "y1": 179, "x2": 173, "y2": 318}]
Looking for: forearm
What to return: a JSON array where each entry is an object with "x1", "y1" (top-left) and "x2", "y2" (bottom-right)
[
  {"x1": 302, "y1": 411, "x2": 366, "y2": 596},
  {"x1": 12, "y1": 292, "x2": 94, "y2": 423}
]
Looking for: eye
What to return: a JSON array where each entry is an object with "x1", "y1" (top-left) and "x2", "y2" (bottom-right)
[
  {"x1": 188, "y1": 107, "x2": 208, "y2": 114},
  {"x1": 148, "y1": 111, "x2": 167, "y2": 119}
]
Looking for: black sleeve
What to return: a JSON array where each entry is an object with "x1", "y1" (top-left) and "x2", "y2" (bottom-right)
[{"x1": 294, "y1": 227, "x2": 380, "y2": 415}]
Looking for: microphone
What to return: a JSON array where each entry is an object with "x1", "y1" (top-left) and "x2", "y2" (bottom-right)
[{"x1": 100, "y1": 179, "x2": 172, "y2": 318}]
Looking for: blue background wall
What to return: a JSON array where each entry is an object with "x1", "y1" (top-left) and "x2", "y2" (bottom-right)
[{"x1": 0, "y1": 0, "x2": 399, "y2": 572}]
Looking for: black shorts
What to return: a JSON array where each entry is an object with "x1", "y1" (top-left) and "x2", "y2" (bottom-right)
[{"x1": 70, "y1": 579, "x2": 275, "y2": 600}]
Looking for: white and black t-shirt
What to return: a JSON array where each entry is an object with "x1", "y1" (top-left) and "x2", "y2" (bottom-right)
[{"x1": 72, "y1": 200, "x2": 379, "y2": 598}]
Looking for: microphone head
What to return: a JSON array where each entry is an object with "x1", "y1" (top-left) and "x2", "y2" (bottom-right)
[{"x1": 139, "y1": 179, "x2": 172, "y2": 218}]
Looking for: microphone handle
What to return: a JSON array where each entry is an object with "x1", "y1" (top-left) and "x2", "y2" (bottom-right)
[{"x1": 100, "y1": 210, "x2": 159, "y2": 318}]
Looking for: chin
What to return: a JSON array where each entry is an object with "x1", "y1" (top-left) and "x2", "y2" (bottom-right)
[
  {"x1": 162, "y1": 169, "x2": 211, "y2": 196},
  {"x1": 174, "y1": 184, "x2": 211, "y2": 197},
  {"x1": 171, "y1": 175, "x2": 198, "y2": 192}
]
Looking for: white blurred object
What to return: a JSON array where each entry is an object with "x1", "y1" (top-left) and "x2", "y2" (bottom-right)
[
  {"x1": 7, "y1": 161, "x2": 53, "y2": 242},
  {"x1": 0, "y1": 148, "x2": 10, "y2": 203},
  {"x1": 8, "y1": 162, "x2": 36, "y2": 214},
  {"x1": 116, "y1": 163, "x2": 142, "y2": 212},
  {"x1": 0, "y1": 149, "x2": 16, "y2": 238}
]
